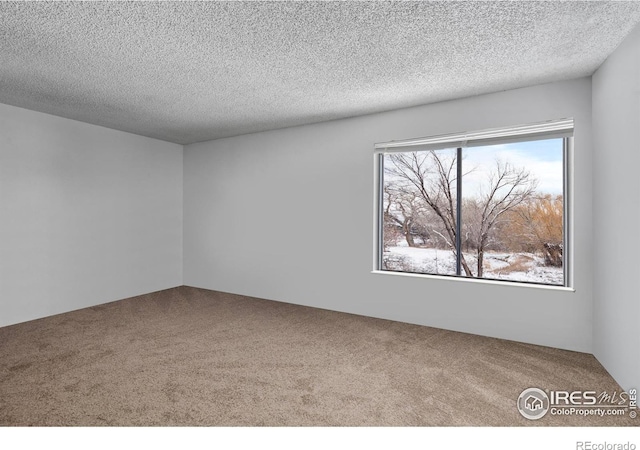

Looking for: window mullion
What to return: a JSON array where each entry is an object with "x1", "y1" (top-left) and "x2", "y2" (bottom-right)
[{"x1": 456, "y1": 147, "x2": 462, "y2": 276}]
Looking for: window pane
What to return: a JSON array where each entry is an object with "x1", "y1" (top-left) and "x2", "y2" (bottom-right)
[
  {"x1": 382, "y1": 149, "x2": 459, "y2": 276},
  {"x1": 460, "y1": 139, "x2": 564, "y2": 285}
]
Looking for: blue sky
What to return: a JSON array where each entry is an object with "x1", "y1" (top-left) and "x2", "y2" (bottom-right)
[
  {"x1": 383, "y1": 138, "x2": 564, "y2": 196},
  {"x1": 462, "y1": 138, "x2": 564, "y2": 196}
]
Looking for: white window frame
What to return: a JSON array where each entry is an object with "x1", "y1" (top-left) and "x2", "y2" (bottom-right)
[{"x1": 372, "y1": 118, "x2": 574, "y2": 290}]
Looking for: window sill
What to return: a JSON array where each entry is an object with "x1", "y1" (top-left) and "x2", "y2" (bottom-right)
[{"x1": 370, "y1": 270, "x2": 575, "y2": 292}]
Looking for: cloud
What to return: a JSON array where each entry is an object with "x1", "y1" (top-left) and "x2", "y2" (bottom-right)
[{"x1": 462, "y1": 144, "x2": 563, "y2": 196}]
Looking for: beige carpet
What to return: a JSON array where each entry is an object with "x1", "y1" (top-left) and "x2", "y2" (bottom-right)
[{"x1": 0, "y1": 286, "x2": 635, "y2": 426}]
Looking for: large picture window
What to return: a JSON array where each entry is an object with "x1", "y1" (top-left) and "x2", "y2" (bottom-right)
[{"x1": 375, "y1": 119, "x2": 572, "y2": 287}]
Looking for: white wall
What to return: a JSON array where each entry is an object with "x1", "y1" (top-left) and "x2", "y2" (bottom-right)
[
  {"x1": 0, "y1": 103, "x2": 183, "y2": 327},
  {"x1": 592, "y1": 25, "x2": 640, "y2": 391},
  {"x1": 184, "y1": 78, "x2": 594, "y2": 353}
]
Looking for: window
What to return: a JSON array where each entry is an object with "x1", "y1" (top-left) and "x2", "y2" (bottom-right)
[{"x1": 375, "y1": 119, "x2": 572, "y2": 287}]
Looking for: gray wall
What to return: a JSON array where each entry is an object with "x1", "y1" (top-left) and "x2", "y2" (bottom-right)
[
  {"x1": 0, "y1": 103, "x2": 183, "y2": 327},
  {"x1": 592, "y1": 25, "x2": 640, "y2": 391},
  {"x1": 184, "y1": 78, "x2": 594, "y2": 353}
]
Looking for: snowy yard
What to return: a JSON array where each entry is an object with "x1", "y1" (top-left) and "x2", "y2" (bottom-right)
[{"x1": 383, "y1": 245, "x2": 563, "y2": 286}]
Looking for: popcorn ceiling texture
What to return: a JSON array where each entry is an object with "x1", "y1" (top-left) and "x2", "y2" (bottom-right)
[{"x1": 1, "y1": 1, "x2": 640, "y2": 145}]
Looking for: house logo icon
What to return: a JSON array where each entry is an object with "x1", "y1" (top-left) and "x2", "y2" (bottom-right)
[
  {"x1": 525, "y1": 395, "x2": 544, "y2": 411},
  {"x1": 517, "y1": 388, "x2": 550, "y2": 420}
]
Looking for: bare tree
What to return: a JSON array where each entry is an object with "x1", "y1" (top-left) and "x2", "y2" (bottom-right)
[
  {"x1": 385, "y1": 151, "x2": 537, "y2": 277},
  {"x1": 466, "y1": 161, "x2": 537, "y2": 277},
  {"x1": 383, "y1": 184, "x2": 431, "y2": 247},
  {"x1": 386, "y1": 150, "x2": 474, "y2": 276}
]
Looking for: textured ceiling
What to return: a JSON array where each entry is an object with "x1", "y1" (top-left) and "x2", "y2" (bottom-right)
[{"x1": 2, "y1": 1, "x2": 640, "y2": 145}]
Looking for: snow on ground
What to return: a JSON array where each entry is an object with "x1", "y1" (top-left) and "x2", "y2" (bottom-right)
[{"x1": 383, "y1": 246, "x2": 563, "y2": 286}]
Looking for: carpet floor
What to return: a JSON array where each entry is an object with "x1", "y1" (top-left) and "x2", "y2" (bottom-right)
[{"x1": 0, "y1": 286, "x2": 635, "y2": 426}]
